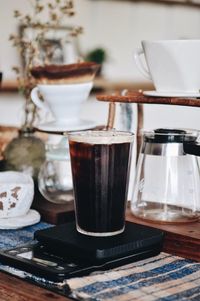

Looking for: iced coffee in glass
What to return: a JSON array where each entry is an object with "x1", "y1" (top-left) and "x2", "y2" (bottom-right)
[{"x1": 68, "y1": 130, "x2": 134, "y2": 237}]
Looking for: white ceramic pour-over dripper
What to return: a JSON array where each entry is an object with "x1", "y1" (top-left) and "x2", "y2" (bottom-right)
[
  {"x1": 31, "y1": 82, "x2": 93, "y2": 125},
  {"x1": 134, "y1": 40, "x2": 200, "y2": 93}
]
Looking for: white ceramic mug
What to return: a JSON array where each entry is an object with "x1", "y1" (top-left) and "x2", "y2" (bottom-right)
[
  {"x1": 31, "y1": 82, "x2": 93, "y2": 124},
  {"x1": 134, "y1": 40, "x2": 200, "y2": 93},
  {"x1": 0, "y1": 171, "x2": 34, "y2": 218}
]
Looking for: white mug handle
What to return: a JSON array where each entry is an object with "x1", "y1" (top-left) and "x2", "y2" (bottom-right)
[
  {"x1": 134, "y1": 47, "x2": 152, "y2": 80},
  {"x1": 31, "y1": 87, "x2": 49, "y2": 111}
]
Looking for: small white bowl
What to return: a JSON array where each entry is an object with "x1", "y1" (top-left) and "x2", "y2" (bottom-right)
[{"x1": 0, "y1": 171, "x2": 34, "y2": 218}]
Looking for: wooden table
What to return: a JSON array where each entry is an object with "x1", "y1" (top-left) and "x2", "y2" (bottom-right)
[
  {"x1": 0, "y1": 272, "x2": 71, "y2": 301},
  {"x1": 0, "y1": 208, "x2": 199, "y2": 300},
  {"x1": 127, "y1": 212, "x2": 200, "y2": 262}
]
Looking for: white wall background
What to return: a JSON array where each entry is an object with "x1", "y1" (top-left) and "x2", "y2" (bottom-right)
[
  {"x1": 0, "y1": 0, "x2": 200, "y2": 130},
  {"x1": 1, "y1": 0, "x2": 200, "y2": 81}
]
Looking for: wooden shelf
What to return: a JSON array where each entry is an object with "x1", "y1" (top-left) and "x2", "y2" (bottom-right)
[
  {"x1": 0, "y1": 80, "x2": 19, "y2": 92},
  {"x1": 93, "y1": 78, "x2": 154, "y2": 92},
  {"x1": 0, "y1": 79, "x2": 154, "y2": 93}
]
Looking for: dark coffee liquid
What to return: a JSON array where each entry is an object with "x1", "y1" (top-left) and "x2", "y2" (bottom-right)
[{"x1": 69, "y1": 140, "x2": 132, "y2": 234}]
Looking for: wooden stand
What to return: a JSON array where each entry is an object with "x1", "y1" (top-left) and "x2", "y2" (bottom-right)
[
  {"x1": 96, "y1": 91, "x2": 200, "y2": 107},
  {"x1": 96, "y1": 91, "x2": 200, "y2": 262},
  {"x1": 31, "y1": 185, "x2": 74, "y2": 225}
]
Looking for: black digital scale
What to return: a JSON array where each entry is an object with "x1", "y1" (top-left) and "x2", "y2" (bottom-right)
[{"x1": 0, "y1": 221, "x2": 164, "y2": 282}]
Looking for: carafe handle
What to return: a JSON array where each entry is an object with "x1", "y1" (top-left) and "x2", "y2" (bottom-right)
[{"x1": 183, "y1": 140, "x2": 200, "y2": 156}]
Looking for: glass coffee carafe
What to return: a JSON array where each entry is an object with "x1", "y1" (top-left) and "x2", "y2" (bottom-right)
[
  {"x1": 131, "y1": 128, "x2": 200, "y2": 223},
  {"x1": 38, "y1": 139, "x2": 73, "y2": 204}
]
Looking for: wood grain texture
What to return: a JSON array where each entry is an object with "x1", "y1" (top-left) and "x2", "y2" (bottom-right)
[
  {"x1": 106, "y1": 102, "x2": 116, "y2": 130},
  {"x1": 31, "y1": 189, "x2": 75, "y2": 225},
  {"x1": 136, "y1": 103, "x2": 144, "y2": 160},
  {"x1": 0, "y1": 210, "x2": 199, "y2": 300},
  {"x1": 96, "y1": 92, "x2": 200, "y2": 107},
  {"x1": 0, "y1": 272, "x2": 71, "y2": 301},
  {"x1": 0, "y1": 79, "x2": 154, "y2": 93},
  {"x1": 126, "y1": 209, "x2": 200, "y2": 261}
]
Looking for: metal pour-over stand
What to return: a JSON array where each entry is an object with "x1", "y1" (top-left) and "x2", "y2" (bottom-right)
[{"x1": 96, "y1": 91, "x2": 200, "y2": 262}]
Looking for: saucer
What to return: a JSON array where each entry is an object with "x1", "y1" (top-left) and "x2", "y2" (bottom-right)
[
  {"x1": 36, "y1": 119, "x2": 98, "y2": 133},
  {"x1": 143, "y1": 91, "x2": 200, "y2": 98},
  {"x1": 0, "y1": 210, "x2": 41, "y2": 229}
]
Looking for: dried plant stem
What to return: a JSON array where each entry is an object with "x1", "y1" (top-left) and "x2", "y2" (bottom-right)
[{"x1": 10, "y1": 0, "x2": 82, "y2": 129}]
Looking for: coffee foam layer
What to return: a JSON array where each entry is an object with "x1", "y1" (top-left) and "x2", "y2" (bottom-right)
[
  {"x1": 68, "y1": 131, "x2": 134, "y2": 144},
  {"x1": 30, "y1": 62, "x2": 100, "y2": 84}
]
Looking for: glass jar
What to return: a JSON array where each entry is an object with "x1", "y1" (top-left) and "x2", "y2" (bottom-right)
[
  {"x1": 131, "y1": 128, "x2": 200, "y2": 223},
  {"x1": 4, "y1": 128, "x2": 45, "y2": 180},
  {"x1": 38, "y1": 140, "x2": 73, "y2": 204}
]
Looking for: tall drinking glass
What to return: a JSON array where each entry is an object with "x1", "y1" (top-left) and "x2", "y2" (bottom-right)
[{"x1": 68, "y1": 130, "x2": 134, "y2": 237}]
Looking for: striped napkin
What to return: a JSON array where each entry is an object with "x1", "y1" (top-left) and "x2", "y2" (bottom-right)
[{"x1": 67, "y1": 253, "x2": 200, "y2": 301}]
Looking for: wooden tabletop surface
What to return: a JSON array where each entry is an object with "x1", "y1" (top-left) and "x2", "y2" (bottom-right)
[
  {"x1": 0, "y1": 209, "x2": 199, "y2": 300},
  {"x1": 0, "y1": 272, "x2": 71, "y2": 301}
]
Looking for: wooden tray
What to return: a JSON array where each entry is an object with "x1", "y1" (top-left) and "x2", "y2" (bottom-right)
[
  {"x1": 31, "y1": 185, "x2": 74, "y2": 225},
  {"x1": 126, "y1": 208, "x2": 200, "y2": 262}
]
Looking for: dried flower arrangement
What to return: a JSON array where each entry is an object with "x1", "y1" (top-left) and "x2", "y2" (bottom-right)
[{"x1": 9, "y1": 0, "x2": 83, "y2": 130}]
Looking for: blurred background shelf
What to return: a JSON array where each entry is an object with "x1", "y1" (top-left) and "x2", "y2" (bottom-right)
[{"x1": 0, "y1": 79, "x2": 154, "y2": 93}]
